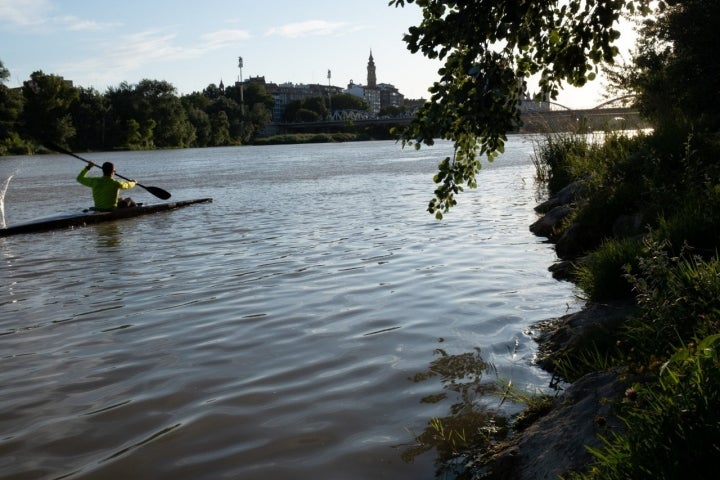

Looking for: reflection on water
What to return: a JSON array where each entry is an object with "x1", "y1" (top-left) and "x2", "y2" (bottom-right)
[
  {"x1": 94, "y1": 222, "x2": 122, "y2": 248},
  {"x1": 401, "y1": 347, "x2": 509, "y2": 477}
]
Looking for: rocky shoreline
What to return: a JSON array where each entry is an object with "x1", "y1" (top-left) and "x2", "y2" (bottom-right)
[{"x1": 477, "y1": 182, "x2": 640, "y2": 479}]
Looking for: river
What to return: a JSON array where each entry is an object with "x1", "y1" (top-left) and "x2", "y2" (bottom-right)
[{"x1": 0, "y1": 138, "x2": 579, "y2": 479}]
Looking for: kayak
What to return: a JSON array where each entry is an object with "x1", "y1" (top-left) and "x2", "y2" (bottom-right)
[{"x1": 0, "y1": 198, "x2": 213, "y2": 237}]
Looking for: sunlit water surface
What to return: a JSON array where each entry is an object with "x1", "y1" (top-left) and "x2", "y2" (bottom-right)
[{"x1": 0, "y1": 139, "x2": 579, "y2": 479}]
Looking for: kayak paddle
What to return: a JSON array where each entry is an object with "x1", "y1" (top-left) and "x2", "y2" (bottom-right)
[{"x1": 46, "y1": 142, "x2": 171, "y2": 200}]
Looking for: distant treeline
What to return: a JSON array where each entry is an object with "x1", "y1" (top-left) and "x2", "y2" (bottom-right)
[{"x1": 0, "y1": 62, "x2": 402, "y2": 155}]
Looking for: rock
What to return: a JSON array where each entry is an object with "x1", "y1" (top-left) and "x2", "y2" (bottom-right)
[
  {"x1": 548, "y1": 260, "x2": 576, "y2": 281},
  {"x1": 534, "y1": 181, "x2": 585, "y2": 213},
  {"x1": 532, "y1": 301, "x2": 636, "y2": 372},
  {"x1": 490, "y1": 182, "x2": 638, "y2": 480},
  {"x1": 530, "y1": 205, "x2": 574, "y2": 239},
  {"x1": 479, "y1": 370, "x2": 627, "y2": 480},
  {"x1": 555, "y1": 222, "x2": 604, "y2": 259}
]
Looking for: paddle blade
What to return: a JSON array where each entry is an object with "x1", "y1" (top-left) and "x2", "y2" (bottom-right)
[{"x1": 142, "y1": 185, "x2": 172, "y2": 200}]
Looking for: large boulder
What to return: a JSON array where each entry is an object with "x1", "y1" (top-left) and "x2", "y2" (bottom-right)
[
  {"x1": 554, "y1": 222, "x2": 604, "y2": 259},
  {"x1": 529, "y1": 204, "x2": 573, "y2": 239},
  {"x1": 534, "y1": 181, "x2": 585, "y2": 214}
]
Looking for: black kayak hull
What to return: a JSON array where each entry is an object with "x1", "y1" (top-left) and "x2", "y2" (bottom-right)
[{"x1": 0, "y1": 198, "x2": 213, "y2": 237}]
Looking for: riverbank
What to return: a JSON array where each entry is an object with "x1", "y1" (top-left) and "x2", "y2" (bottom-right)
[
  {"x1": 474, "y1": 130, "x2": 720, "y2": 479},
  {"x1": 474, "y1": 187, "x2": 636, "y2": 479}
]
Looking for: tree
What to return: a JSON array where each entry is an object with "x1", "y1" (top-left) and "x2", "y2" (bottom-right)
[
  {"x1": 105, "y1": 81, "x2": 144, "y2": 148},
  {"x1": 224, "y1": 82, "x2": 275, "y2": 142},
  {"x1": 0, "y1": 60, "x2": 26, "y2": 154},
  {"x1": 242, "y1": 102, "x2": 273, "y2": 144},
  {"x1": 21, "y1": 70, "x2": 79, "y2": 146},
  {"x1": 389, "y1": 0, "x2": 656, "y2": 218},
  {"x1": 210, "y1": 110, "x2": 230, "y2": 146},
  {"x1": 330, "y1": 93, "x2": 369, "y2": 111},
  {"x1": 206, "y1": 95, "x2": 242, "y2": 144},
  {"x1": 70, "y1": 87, "x2": 108, "y2": 151},
  {"x1": 134, "y1": 79, "x2": 192, "y2": 148},
  {"x1": 609, "y1": 0, "x2": 720, "y2": 136},
  {"x1": 181, "y1": 93, "x2": 212, "y2": 147},
  {"x1": 202, "y1": 83, "x2": 224, "y2": 100},
  {"x1": 225, "y1": 82, "x2": 275, "y2": 113},
  {"x1": 284, "y1": 97, "x2": 328, "y2": 122}
]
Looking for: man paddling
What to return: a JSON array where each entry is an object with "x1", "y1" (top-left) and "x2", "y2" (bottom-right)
[{"x1": 76, "y1": 161, "x2": 137, "y2": 211}]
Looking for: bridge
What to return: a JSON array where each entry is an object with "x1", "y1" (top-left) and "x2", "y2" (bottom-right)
[
  {"x1": 518, "y1": 96, "x2": 647, "y2": 133},
  {"x1": 267, "y1": 96, "x2": 646, "y2": 135}
]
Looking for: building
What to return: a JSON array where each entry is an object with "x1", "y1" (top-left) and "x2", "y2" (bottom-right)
[
  {"x1": 377, "y1": 83, "x2": 403, "y2": 109},
  {"x1": 264, "y1": 81, "x2": 343, "y2": 122},
  {"x1": 235, "y1": 50, "x2": 406, "y2": 123},
  {"x1": 343, "y1": 50, "x2": 403, "y2": 115}
]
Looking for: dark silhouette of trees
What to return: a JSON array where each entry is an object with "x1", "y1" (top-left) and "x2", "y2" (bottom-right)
[{"x1": 0, "y1": 67, "x2": 276, "y2": 153}]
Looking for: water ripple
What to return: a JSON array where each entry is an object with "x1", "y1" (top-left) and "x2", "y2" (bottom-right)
[{"x1": 0, "y1": 139, "x2": 578, "y2": 479}]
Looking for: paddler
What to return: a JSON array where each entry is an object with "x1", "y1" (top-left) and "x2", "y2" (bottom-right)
[{"x1": 76, "y1": 161, "x2": 137, "y2": 211}]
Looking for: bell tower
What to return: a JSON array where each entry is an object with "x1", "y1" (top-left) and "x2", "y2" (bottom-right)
[{"x1": 367, "y1": 50, "x2": 377, "y2": 88}]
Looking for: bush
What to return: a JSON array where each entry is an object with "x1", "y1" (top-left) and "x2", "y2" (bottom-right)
[
  {"x1": 532, "y1": 133, "x2": 589, "y2": 194},
  {"x1": 625, "y1": 244, "x2": 720, "y2": 359},
  {"x1": 653, "y1": 184, "x2": 720, "y2": 257},
  {"x1": 576, "y1": 237, "x2": 645, "y2": 302}
]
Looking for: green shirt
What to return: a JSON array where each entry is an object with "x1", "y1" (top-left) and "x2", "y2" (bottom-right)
[{"x1": 76, "y1": 168, "x2": 136, "y2": 210}]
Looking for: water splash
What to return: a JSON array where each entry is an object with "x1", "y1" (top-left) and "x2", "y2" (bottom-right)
[{"x1": 1, "y1": 175, "x2": 13, "y2": 228}]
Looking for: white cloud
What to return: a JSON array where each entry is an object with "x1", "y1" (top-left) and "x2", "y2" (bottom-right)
[
  {"x1": 57, "y1": 15, "x2": 122, "y2": 32},
  {"x1": 265, "y1": 20, "x2": 349, "y2": 39},
  {"x1": 0, "y1": 0, "x2": 119, "y2": 32},
  {"x1": 0, "y1": 0, "x2": 50, "y2": 27},
  {"x1": 60, "y1": 30, "x2": 182, "y2": 83},
  {"x1": 58, "y1": 27, "x2": 250, "y2": 89},
  {"x1": 200, "y1": 29, "x2": 251, "y2": 48}
]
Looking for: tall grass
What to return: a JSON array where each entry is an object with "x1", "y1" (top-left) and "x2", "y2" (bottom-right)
[{"x1": 569, "y1": 335, "x2": 720, "y2": 479}]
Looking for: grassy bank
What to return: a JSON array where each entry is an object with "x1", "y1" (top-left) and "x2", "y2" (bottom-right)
[
  {"x1": 252, "y1": 132, "x2": 367, "y2": 145},
  {"x1": 531, "y1": 130, "x2": 720, "y2": 478}
]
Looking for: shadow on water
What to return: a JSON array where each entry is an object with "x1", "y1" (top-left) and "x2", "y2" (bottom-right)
[{"x1": 400, "y1": 348, "x2": 509, "y2": 479}]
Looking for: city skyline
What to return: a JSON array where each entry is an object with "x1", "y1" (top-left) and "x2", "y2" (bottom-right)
[{"x1": 0, "y1": 0, "x2": 637, "y2": 108}]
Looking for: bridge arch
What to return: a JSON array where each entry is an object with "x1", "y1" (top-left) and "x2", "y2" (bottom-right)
[
  {"x1": 544, "y1": 94, "x2": 636, "y2": 111},
  {"x1": 592, "y1": 94, "x2": 637, "y2": 110}
]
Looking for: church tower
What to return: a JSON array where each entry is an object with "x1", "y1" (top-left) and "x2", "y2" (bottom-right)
[{"x1": 367, "y1": 50, "x2": 377, "y2": 88}]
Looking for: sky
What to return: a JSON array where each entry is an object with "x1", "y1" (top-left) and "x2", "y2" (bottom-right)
[{"x1": 0, "y1": 0, "x2": 637, "y2": 109}]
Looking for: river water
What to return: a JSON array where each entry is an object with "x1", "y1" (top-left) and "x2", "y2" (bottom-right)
[{"x1": 0, "y1": 138, "x2": 579, "y2": 480}]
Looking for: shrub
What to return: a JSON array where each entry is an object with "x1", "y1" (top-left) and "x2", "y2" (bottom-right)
[
  {"x1": 653, "y1": 184, "x2": 720, "y2": 257},
  {"x1": 532, "y1": 133, "x2": 589, "y2": 194},
  {"x1": 625, "y1": 244, "x2": 720, "y2": 359},
  {"x1": 576, "y1": 237, "x2": 645, "y2": 302}
]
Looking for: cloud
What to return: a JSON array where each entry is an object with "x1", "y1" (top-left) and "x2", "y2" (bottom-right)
[
  {"x1": 265, "y1": 20, "x2": 350, "y2": 39},
  {"x1": 58, "y1": 27, "x2": 248, "y2": 89},
  {"x1": 0, "y1": 0, "x2": 51, "y2": 27},
  {"x1": 0, "y1": 0, "x2": 119, "y2": 31},
  {"x1": 200, "y1": 29, "x2": 252, "y2": 48},
  {"x1": 57, "y1": 15, "x2": 122, "y2": 32},
  {"x1": 60, "y1": 30, "x2": 183, "y2": 81}
]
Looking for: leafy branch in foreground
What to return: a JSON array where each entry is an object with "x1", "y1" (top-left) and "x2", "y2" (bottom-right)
[{"x1": 389, "y1": 0, "x2": 657, "y2": 218}]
